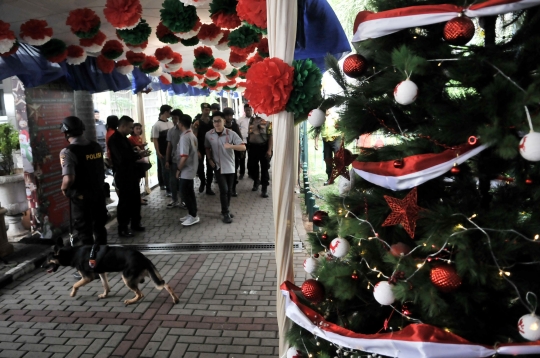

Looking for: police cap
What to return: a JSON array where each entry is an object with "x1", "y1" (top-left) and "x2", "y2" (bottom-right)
[{"x1": 61, "y1": 116, "x2": 85, "y2": 136}]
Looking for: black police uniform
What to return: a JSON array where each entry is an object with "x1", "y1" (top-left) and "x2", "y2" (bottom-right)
[{"x1": 60, "y1": 137, "x2": 108, "y2": 246}]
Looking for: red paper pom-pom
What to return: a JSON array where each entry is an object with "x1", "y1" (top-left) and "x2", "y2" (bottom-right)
[
  {"x1": 168, "y1": 52, "x2": 183, "y2": 65},
  {"x1": 101, "y1": 40, "x2": 124, "y2": 60},
  {"x1": 0, "y1": 21, "x2": 16, "y2": 41},
  {"x1": 443, "y1": 16, "x2": 475, "y2": 46},
  {"x1": 229, "y1": 51, "x2": 248, "y2": 67},
  {"x1": 79, "y1": 31, "x2": 107, "y2": 52},
  {"x1": 126, "y1": 50, "x2": 146, "y2": 66},
  {"x1": 104, "y1": 0, "x2": 142, "y2": 29},
  {"x1": 141, "y1": 55, "x2": 160, "y2": 73},
  {"x1": 198, "y1": 23, "x2": 222, "y2": 41},
  {"x1": 237, "y1": 0, "x2": 267, "y2": 29},
  {"x1": 206, "y1": 68, "x2": 220, "y2": 79},
  {"x1": 116, "y1": 59, "x2": 131, "y2": 67},
  {"x1": 211, "y1": 12, "x2": 241, "y2": 29},
  {"x1": 66, "y1": 45, "x2": 84, "y2": 58},
  {"x1": 244, "y1": 57, "x2": 294, "y2": 116},
  {"x1": 430, "y1": 265, "x2": 462, "y2": 293},
  {"x1": 230, "y1": 43, "x2": 257, "y2": 57},
  {"x1": 301, "y1": 279, "x2": 325, "y2": 303},
  {"x1": 257, "y1": 37, "x2": 269, "y2": 57},
  {"x1": 66, "y1": 8, "x2": 100, "y2": 34},
  {"x1": 247, "y1": 53, "x2": 264, "y2": 67},
  {"x1": 194, "y1": 46, "x2": 213, "y2": 58},
  {"x1": 159, "y1": 73, "x2": 172, "y2": 85},
  {"x1": 212, "y1": 58, "x2": 227, "y2": 71},
  {"x1": 20, "y1": 20, "x2": 53, "y2": 44},
  {"x1": 97, "y1": 54, "x2": 115, "y2": 73},
  {"x1": 155, "y1": 46, "x2": 174, "y2": 62},
  {"x1": 216, "y1": 30, "x2": 230, "y2": 51}
]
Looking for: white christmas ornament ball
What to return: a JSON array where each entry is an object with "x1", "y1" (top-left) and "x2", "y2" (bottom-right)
[
  {"x1": 329, "y1": 237, "x2": 350, "y2": 258},
  {"x1": 518, "y1": 313, "x2": 540, "y2": 341},
  {"x1": 519, "y1": 132, "x2": 540, "y2": 162},
  {"x1": 394, "y1": 79, "x2": 418, "y2": 105},
  {"x1": 287, "y1": 347, "x2": 303, "y2": 358},
  {"x1": 373, "y1": 281, "x2": 395, "y2": 306},
  {"x1": 308, "y1": 109, "x2": 325, "y2": 127},
  {"x1": 303, "y1": 257, "x2": 319, "y2": 274}
]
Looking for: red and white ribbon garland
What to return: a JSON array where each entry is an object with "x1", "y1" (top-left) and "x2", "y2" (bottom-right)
[
  {"x1": 353, "y1": 0, "x2": 540, "y2": 42},
  {"x1": 281, "y1": 281, "x2": 540, "y2": 357}
]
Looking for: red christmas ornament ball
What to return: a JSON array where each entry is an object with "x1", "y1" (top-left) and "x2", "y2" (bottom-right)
[
  {"x1": 301, "y1": 279, "x2": 325, "y2": 303},
  {"x1": 343, "y1": 54, "x2": 367, "y2": 78},
  {"x1": 526, "y1": 178, "x2": 533, "y2": 184},
  {"x1": 313, "y1": 253, "x2": 319, "y2": 258},
  {"x1": 313, "y1": 211, "x2": 329, "y2": 227},
  {"x1": 351, "y1": 271, "x2": 359, "y2": 280},
  {"x1": 390, "y1": 242, "x2": 411, "y2": 257},
  {"x1": 450, "y1": 165, "x2": 460, "y2": 174},
  {"x1": 321, "y1": 233, "x2": 328, "y2": 240},
  {"x1": 443, "y1": 17, "x2": 475, "y2": 46},
  {"x1": 430, "y1": 265, "x2": 462, "y2": 293},
  {"x1": 393, "y1": 159, "x2": 404, "y2": 169}
]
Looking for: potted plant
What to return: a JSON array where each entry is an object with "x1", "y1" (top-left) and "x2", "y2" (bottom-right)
[{"x1": 0, "y1": 123, "x2": 29, "y2": 242}]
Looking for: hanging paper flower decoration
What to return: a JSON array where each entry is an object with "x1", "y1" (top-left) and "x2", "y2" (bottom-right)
[
  {"x1": 205, "y1": 78, "x2": 219, "y2": 87},
  {"x1": 116, "y1": 19, "x2": 151, "y2": 46},
  {"x1": 79, "y1": 31, "x2": 107, "y2": 52},
  {"x1": 257, "y1": 37, "x2": 269, "y2": 58},
  {"x1": 20, "y1": 20, "x2": 52, "y2": 46},
  {"x1": 225, "y1": 68, "x2": 238, "y2": 80},
  {"x1": 97, "y1": 54, "x2": 115, "y2": 73},
  {"x1": 210, "y1": 0, "x2": 241, "y2": 29},
  {"x1": 155, "y1": 46, "x2": 174, "y2": 64},
  {"x1": 237, "y1": 0, "x2": 267, "y2": 30},
  {"x1": 195, "y1": 67, "x2": 208, "y2": 75},
  {"x1": 247, "y1": 52, "x2": 264, "y2": 67},
  {"x1": 212, "y1": 58, "x2": 227, "y2": 72},
  {"x1": 140, "y1": 55, "x2": 161, "y2": 74},
  {"x1": 160, "y1": 0, "x2": 198, "y2": 33},
  {"x1": 0, "y1": 21, "x2": 17, "y2": 56},
  {"x1": 116, "y1": 59, "x2": 134, "y2": 74},
  {"x1": 101, "y1": 40, "x2": 124, "y2": 60},
  {"x1": 206, "y1": 68, "x2": 220, "y2": 80},
  {"x1": 181, "y1": 70, "x2": 195, "y2": 83},
  {"x1": 127, "y1": 41, "x2": 147, "y2": 53},
  {"x1": 285, "y1": 59, "x2": 323, "y2": 120},
  {"x1": 229, "y1": 51, "x2": 248, "y2": 68},
  {"x1": 165, "y1": 53, "x2": 183, "y2": 72},
  {"x1": 66, "y1": 8, "x2": 101, "y2": 39},
  {"x1": 197, "y1": 23, "x2": 223, "y2": 47},
  {"x1": 180, "y1": 0, "x2": 211, "y2": 7},
  {"x1": 126, "y1": 50, "x2": 146, "y2": 66},
  {"x1": 177, "y1": 19, "x2": 201, "y2": 40},
  {"x1": 228, "y1": 25, "x2": 260, "y2": 55},
  {"x1": 41, "y1": 39, "x2": 68, "y2": 63},
  {"x1": 159, "y1": 73, "x2": 172, "y2": 85},
  {"x1": 181, "y1": 36, "x2": 200, "y2": 47},
  {"x1": 156, "y1": 22, "x2": 180, "y2": 44},
  {"x1": 244, "y1": 57, "x2": 294, "y2": 115},
  {"x1": 193, "y1": 46, "x2": 215, "y2": 68},
  {"x1": 66, "y1": 45, "x2": 87, "y2": 65},
  {"x1": 215, "y1": 30, "x2": 230, "y2": 51},
  {"x1": 104, "y1": 0, "x2": 142, "y2": 30},
  {"x1": 236, "y1": 81, "x2": 247, "y2": 93},
  {"x1": 171, "y1": 68, "x2": 196, "y2": 83},
  {"x1": 238, "y1": 64, "x2": 249, "y2": 78}
]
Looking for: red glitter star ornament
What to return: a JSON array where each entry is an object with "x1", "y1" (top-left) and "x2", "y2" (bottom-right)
[
  {"x1": 382, "y1": 187, "x2": 424, "y2": 238},
  {"x1": 328, "y1": 143, "x2": 355, "y2": 184}
]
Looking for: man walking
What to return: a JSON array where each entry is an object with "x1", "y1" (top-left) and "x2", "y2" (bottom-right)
[
  {"x1": 108, "y1": 116, "x2": 151, "y2": 237},
  {"x1": 165, "y1": 109, "x2": 184, "y2": 208},
  {"x1": 192, "y1": 103, "x2": 215, "y2": 195},
  {"x1": 151, "y1": 105, "x2": 173, "y2": 193},
  {"x1": 223, "y1": 107, "x2": 243, "y2": 196},
  {"x1": 236, "y1": 104, "x2": 252, "y2": 179},
  {"x1": 205, "y1": 112, "x2": 246, "y2": 223},
  {"x1": 314, "y1": 110, "x2": 340, "y2": 185},
  {"x1": 176, "y1": 114, "x2": 199, "y2": 226},
  {"x1": 247, "y1": 114, "x2": 273, "y2": 198}
]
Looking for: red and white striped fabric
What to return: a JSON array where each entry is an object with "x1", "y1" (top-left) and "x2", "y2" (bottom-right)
[
  {"x1": 353, "y1": 0, "x2": 540, "y2": 42},
  {"x1": 352, "y1": 142, "x2": 487, "y2": 191},
  {"x1": 281, "y1": 281, "x2": 540, "y2": 358}
]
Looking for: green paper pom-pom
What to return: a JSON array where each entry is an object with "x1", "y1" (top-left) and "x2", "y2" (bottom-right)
[
  {"x1": 243, "y1": 21, "x2": 267, "y2": 35},
  {"x1": 193, "y1": 56, "x2": 214, "y2": 69},
  {"x1": 195, "y1": 67, "x2": 208, "y2": 75},
  {"x1": 172, "y1": 76, "x2": 184, "y2": 84},
  {"x1": 205, "y1": 78, "x2": 219, "y2": 87},
  {"x1": 228, "y1": 25, "x2": 260, "y2": 49},
  {"x1": 75, "y1": 24, "x2": 101, "y2": 39},
  {"x1": 160, "y1": 0, "x2": 198, "y2": 33},
  {"x1": 286, "y1": 59, "x2": 323, "y2": 121},
  {"x1": 239, "y1": 65, "x2": 250, "y2": 73},
  {"x1": 117, "y1": 19, "x2": 152, "y2": 46},
  {"x1": 160, "y1": 33, "x2": 180, "y2": 44},
  {"x1": 41, "y1": 38, "x2": 67, "y2": 59},
  {"x1": 226, "y1": 68, "x2": 238, "y2": 79},
  {"x1": 180, "y1": 36, "x2": 199, "y2": 47},
  {"x1": 209, "y1": 0, "x2": 238, "y2": 15}
]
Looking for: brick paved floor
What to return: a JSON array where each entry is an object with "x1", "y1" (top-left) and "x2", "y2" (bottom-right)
[{"x1": 0, "y1": 172, "x2": 311, "y2": 357}]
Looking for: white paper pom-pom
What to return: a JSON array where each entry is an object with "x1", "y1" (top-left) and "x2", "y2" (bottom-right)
[
  {"x1": 116, "y1": 64, "x2": 134, "y2": 75},
  {"x1": 180, "y1": 0, "x2": 211, "y2": 7},
  {"x1": 21, "y1": 35, "x2": 51, "y2": 47},
  {"x1": 373, "y1": 281, "x2": 395, "y2": 306},
  {"x1": 67, "y1": 51, "x2": 87, "y2": 66},
  {"x1": 307, "y1": 109, "x2": 325, "y2": 127},
  {"x1": 518, "y1": 313, "x2": 540, "y2": 341},
  {"x1": 215, "y1": 41, "x2": 229, "y2": 51},
  {"x1": 519, "y1": 132, "x2": 540, "y2": 162},
  {"x1": 303, "y1": 257, "x2": 319, "y2": 274},
  {"x1": 287, "y1": 347, "x2": 303, "y2": 358},
  {"x1": 81, "y1": 43, "x2": 104, "y2": 53},
  {"x1": 394, "y1": 79, "x2": 418, "y2": 105},
  {"x1": 329, "y1": 238, "x2": 350, "y2": 258},
  {"x1": 177, "y1": 28, "x2": 200, "y2": 39},
  {"x1": 149, "y1": 67, "x2": 163, "y2": 77},
  {"x1": 0, "y1": 38, "x2": 16, "y2": 54}
]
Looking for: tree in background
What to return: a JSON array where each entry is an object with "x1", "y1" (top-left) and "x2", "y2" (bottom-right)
[{"x1": 287, "y1": 1, "x2": 540, "y2": 357}]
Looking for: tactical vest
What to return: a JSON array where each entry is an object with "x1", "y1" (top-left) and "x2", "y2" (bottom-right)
[{"x1": 67, "y1": 141, "x2": 105, "y2": 197}]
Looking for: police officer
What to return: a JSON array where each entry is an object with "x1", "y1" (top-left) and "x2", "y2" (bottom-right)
[
  {"x1": 247, "y1": 114, "x2": 273, "y2": 198},
  {"x1": 60, "y1": 116, "x2": 107, "y2": 276}
]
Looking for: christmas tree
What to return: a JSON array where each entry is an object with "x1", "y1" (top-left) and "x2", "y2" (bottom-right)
[{"x1": 286, "y1": 1, "x2": 540, "y2": 357}]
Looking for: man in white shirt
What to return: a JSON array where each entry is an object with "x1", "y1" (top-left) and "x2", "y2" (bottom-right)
[
  {"x1": 236, "y1": 103, "x2": 252, "y2": 179},
  {"x1": 151, "y1": 105, "x2": 173, "y2": 195},
  {"x1": 176, "y1": 114, "x2": 199, "y2": 226}
]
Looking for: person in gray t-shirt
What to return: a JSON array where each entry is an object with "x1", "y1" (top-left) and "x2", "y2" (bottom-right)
[
  {"x1": 176, "y1": 115, "x2": 200, "y2": 226},
  {"x1": 204, "y1": 112, "x2": 246, "y2": 224},
  {"x1": 165, "y1": 109, "x2": 184, "y2": 208}
]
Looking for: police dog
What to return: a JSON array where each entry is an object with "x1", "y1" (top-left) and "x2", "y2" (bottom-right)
[{"x1": 44, "y1": 239, "x2": 179, "y2": 305}]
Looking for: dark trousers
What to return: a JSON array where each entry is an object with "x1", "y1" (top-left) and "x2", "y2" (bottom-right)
[
  {"x1": 233, "y1": 152, "x2": 241, "y2": 191},
  {"x1": 215, "y1": 171, "x2": 234, "y2": 215},
  {"x1": 180, "y1": 178, "x2": 197, "y2": 217},
  {"x1": 323, "y1": 138, "x2": 341, "y2": 178},
  {"x1": 71, "y1": 193, "x2": 108, "y2": 245},
  {"x1": 248, "y1": 143, "x2": 270, "y2": 186},
  {"x1": 239, "y1": 153, "x2": 246, "y2": 176},
  {"x1": 197, "y1": 152, "x2": 214, "y2": 187},
  {"x1": 115, "y1": 175, "x2": 141, "y2": 230},
  {"x1": 156, "y1": 154, "x2": 164, "y2": 187},
  {"x1": 158, "y1": 157, "x2": 170, "y2": 192},
  {"x1": 169, "y1": 162, "x2": 180, "y2": 202}
]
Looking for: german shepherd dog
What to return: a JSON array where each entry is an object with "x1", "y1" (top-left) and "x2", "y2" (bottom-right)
[{"x1": 44, "y1": 239, "x2": 179, "y2": 305}]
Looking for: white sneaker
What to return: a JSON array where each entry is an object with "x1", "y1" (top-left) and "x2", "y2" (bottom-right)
[
  {"x1": 167, "y1": 201, "x2": 179, "y2": 208},
  {"x1": 179, "y1": 215, "x2": 191, "y2": 222},
  {"x1": 182, "y1": 216, "x2": 200, "y2": 226}
]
